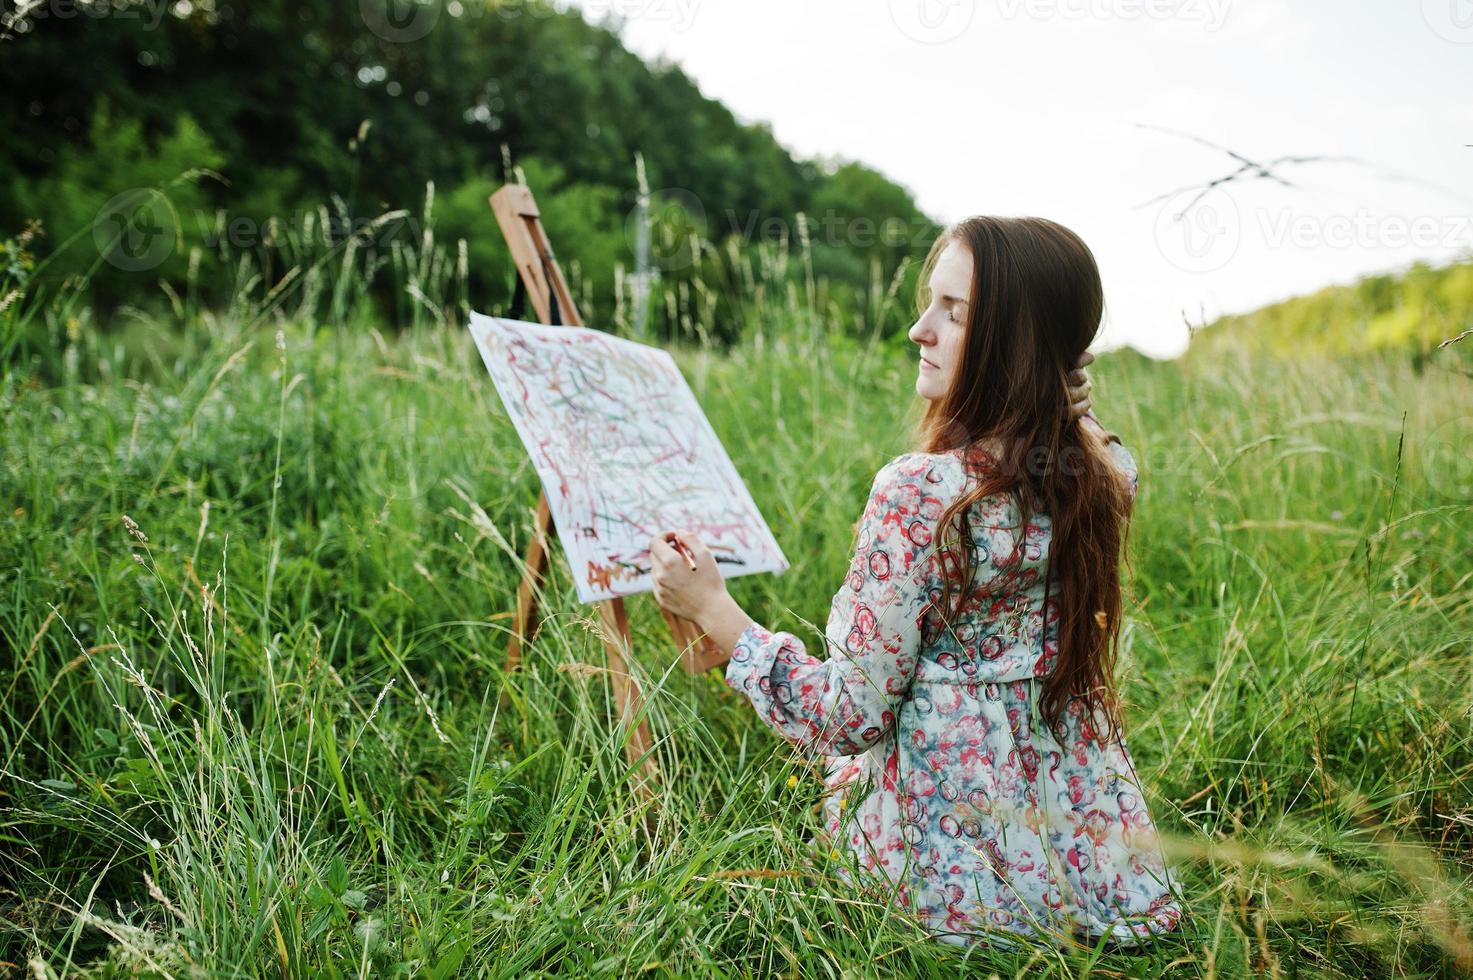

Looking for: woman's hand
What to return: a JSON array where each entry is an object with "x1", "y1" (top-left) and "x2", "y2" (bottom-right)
[
  {"x1": 648, "y1": 530, "x2": 728, "y2": 624},
  {"x1": 1067, "y1": 350, "x2": 1095, "y2": 420}
]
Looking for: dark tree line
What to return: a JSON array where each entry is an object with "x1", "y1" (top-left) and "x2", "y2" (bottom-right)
[{"x1": 1, "y1": 0, "x2": 938, "y2": 337}]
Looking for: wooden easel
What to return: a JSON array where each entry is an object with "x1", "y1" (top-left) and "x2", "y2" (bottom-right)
[{"x1": 489, "y1": 183, "x2": 729, "y2": 800}]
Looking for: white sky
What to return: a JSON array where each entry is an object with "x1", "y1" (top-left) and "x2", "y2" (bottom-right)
[{"x1": 566, "y1": 0, "x2": 1473, "y2": 357}]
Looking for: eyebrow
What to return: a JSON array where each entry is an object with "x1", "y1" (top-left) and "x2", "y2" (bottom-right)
[{"x1": 940, "y1": 294, "x2": 968, "y2": 305}]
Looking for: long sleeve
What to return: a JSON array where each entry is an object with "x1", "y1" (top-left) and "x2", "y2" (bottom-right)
[{"x1": 725, "y1": 454, "x2": 953, "y2": 757}]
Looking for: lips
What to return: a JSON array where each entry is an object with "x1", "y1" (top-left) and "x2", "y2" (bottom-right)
[{"x1": 920, "y1": 356, "x2": 938, "y2": 370}]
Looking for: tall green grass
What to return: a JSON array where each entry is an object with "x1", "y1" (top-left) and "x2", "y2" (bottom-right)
[{"x1": 2, "y1": 228, "x2": 1472, "y2": 975}]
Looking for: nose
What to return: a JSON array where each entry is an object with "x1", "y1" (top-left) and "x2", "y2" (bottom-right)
[{"x1": 908, "y1": 316, "x2": 933, "y2": 348}]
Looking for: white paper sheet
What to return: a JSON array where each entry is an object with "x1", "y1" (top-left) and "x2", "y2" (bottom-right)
[{"x1": 469, "y1": 312, "x2": 789, "y2": 604}]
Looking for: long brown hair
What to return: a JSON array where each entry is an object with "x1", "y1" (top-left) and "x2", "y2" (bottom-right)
[{"x1": 910, "y1": 216, "x2": 1132, "y2": 743}]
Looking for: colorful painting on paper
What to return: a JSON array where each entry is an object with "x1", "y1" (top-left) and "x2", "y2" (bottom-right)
[{"x1": 468, "y1": 312, "x2": 790, "y2": 604}]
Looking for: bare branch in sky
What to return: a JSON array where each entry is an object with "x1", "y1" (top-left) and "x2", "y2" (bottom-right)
[{"x1": 1129, "y1": 122, "x2": 1362, "y2": 219}]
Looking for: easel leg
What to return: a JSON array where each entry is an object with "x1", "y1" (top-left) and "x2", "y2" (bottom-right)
[
  {"x1": 504, "y1": 499, "x2": 659, "y2": 807},
  {"x1": 507, "y1": 493, "x2": 555, "y2": 670},
  {"x1": 596, "y1": 597, "x2": 659, "y2": 801}
]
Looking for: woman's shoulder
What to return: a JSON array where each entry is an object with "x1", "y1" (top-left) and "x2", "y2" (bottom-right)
[
  {"x1": 850, "y1": 454, "x2": 971, "y2": 537},
  {"x1": 872, "y1": 451, "x2": 1023, "y2": 529},
  {"x1": 876, "y1": 450, "x2": 971, "y2": 500}
]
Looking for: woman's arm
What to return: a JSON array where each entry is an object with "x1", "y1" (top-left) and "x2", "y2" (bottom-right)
[
  {"x1": 695, "y1": 592, "x2": 756, "y2": 661},
  {"x1": 719, "y1": 455, "x2": 956, "y2": 758}
]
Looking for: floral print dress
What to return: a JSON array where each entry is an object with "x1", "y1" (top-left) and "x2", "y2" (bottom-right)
[{"x1": 725, "y1": 416, "x2": 1183, "y2": 949}]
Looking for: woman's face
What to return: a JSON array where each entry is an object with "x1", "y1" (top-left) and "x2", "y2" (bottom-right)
[{"x1": 909, "y1": 239, "x2": 972, "y2": 401}]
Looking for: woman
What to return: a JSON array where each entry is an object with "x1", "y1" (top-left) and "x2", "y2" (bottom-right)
[{"x1": 649, "y1": 216, "x2": 1183, "y2": 950}]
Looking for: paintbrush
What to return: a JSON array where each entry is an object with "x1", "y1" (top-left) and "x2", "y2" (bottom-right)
[{"x1": 664, "y1": 530, "x2": 698, "y2": 571}]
